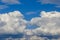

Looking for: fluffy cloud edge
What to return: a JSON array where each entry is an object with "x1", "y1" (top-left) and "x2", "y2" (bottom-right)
[
  {"x1": 0, "y1": 11, "x2": 60, "y2": 40},
  {"x1": 30, "y1": 11, "x2": 60, "y2": 35},
  {"x1": 0, "y1": 11, "x2": 27, "y2": 34}
]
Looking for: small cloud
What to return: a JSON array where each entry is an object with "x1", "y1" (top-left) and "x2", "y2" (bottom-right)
[
  {"x1": 0, "y1": 5, "x2": 8, "y2": 9},
  {"x1": 55, "y1": 6, "x2": 60, "y2": 8},
  {"x1": 37, "y1": 0, "x2": 51, "y2": 4},
  {"x1": 0, "y1": 0, "x2": 21, "y2": 10},
  {"x1": 1, "y1": 0, "x2": 21, "y2": 5},
  {"x1": 26, "y1": 11, "x2": 37, "y2": 15},
  {"x1": 37, "y1": 0, "x2": 60, "y2": 8}
]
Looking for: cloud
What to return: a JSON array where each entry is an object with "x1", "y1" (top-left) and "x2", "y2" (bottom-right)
[
  {"x1": 56, "y1": 6, "x2": 60, "y2": 8},
  {"x1": 21, "y1": 36, "x2": 48, "y2": 40},
  {"x1": 0, "y1": 11, "x2": 60, "y2": 40},
  {"x1": 30, "y1": 11, "x2": 60, "y2": 36},
  {"x1": 0, "y1": 11, "x2": 27, "y2": 34},
  {"x1": 1, "y1": 0, "x2": 21, "y2": 5},
  {"x1": 26, "y1": 11, "x2": 37, "y2": 15},
  {"x1": 0, "y1": 5, "x2": 8, "y2": 9},
  {"x1": 21, "y1": 11, "x2": 60, "y2": 40},
  {"x1": 2, "y1": 37, "x2": 60, "y2": 40},
  {"x1": 37, "y1": 0, "x2": 60, "y2": 7},
  {"x1": 41, "y1": 11, "x2": 60, "y2": 18},
  {"x1": 4, "y1": 35, "x2": 49, "y2": 40},
  {"x1": 0, "y1": 0, "x2": 21, "y2": 10}
]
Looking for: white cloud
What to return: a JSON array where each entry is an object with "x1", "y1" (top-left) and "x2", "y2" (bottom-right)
[
  {"x1": 0, "y1": 11, "x2": 27, "y2": 34},
  {"x1": 0, "y1": 11, "x2": 60, "y2": 40},
  {"x1": 1, "y1": 0, "x2": 21, "y2": 4},
  {"x1": 30, "y1": 11, "x2": 60, "y2": 35},
  {"x1": 24, "y1": 29, "x2": 33, "y2": 36},
  {"x1": 19, "y1": 11, "x2": 60, "y2": 40},
  {"x1": 41, "y1": 11, "x2": 60, "y2": 18}
]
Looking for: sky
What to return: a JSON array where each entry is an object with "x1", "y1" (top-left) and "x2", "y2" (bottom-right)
[
  {"x1": 0, "y1": 0, "x2": 60, "y2": 20},
  {"x1": 0, "y1": 0, "x2": 60, "y2": 40}
]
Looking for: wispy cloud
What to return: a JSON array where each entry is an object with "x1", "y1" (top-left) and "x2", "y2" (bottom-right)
[
  {"x1": 26, "y1": 11, "x2": 37, "y2": 15},
  {"x1": 0, "y1": 5, "x2": 8, "y2": 9},
  {"x1": 37, "y1": 0, "x2": 60, "y2": 8},
  {"x1": 0, "y1": 0, "x2": 21, "y2": 10},
  {"x1": 1, "y1": 0, "x2": 21, "y2": 5}
]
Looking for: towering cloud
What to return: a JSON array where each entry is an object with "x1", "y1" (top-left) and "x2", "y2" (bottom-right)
[
  {"x1": 31, "y1": 11, "x2": 60, "y2": 35},
  {"x1": 0, "y1": 11, "x2": 27, "y2": 34}
]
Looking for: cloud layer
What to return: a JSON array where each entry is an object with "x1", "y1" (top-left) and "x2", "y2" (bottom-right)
[
  {"x1": 0, "y1": 11, "x2": 60, "y2": 40},
  {"x1": 27, "y1": 11, "x2": 60, "y2": 40}
]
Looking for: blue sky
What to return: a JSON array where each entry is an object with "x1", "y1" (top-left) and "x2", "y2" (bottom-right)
[
  {"x1": 0, "y1": 0, "x2": 60, "y2": 20},
  {"x1": 0, "y1": 0, "x2": 60, "y2": 40}
]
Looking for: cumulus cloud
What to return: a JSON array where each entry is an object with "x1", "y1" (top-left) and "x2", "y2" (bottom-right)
[
  {"x1": 30, "y1": 11, "x2": 60, "y2": 35},
  {"x1": 18, "y1": 11, "x2": 60, "y2": 40},
  {"x1": 0, "y1": 11, "x2": 27, "y2": 34},
  {"x1": 19, "y1": 10, "x2": 60, "y2": 40},
  {"x1": 1, "y1": 0, "x2": 21, "y2": 4},
  {"x1": 0, "y1": 11, "x2": 60, "y2": 40},
  {"x1": 41, "y1": 11, "x2": 60, "y2": 18}
]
